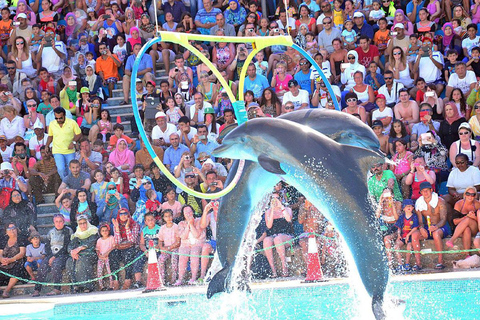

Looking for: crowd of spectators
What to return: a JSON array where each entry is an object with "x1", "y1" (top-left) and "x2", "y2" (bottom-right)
[{"x1": 0, "y1": 0, "x2": 479, "y2": 298}]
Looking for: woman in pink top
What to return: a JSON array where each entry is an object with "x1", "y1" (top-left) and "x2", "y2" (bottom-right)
[
  {"x1": 108, "y1": 139, "x2": 135, "y2": 173},
  {"x1": 158, "y1": 209, "x2": 181, "y2": 285},
  {"x1": 161, "y1": 187, "x2": 182, "y2": 221},
  {"x1": 173, "y1": 205, "x2": 206, "y2": 286},
  {"x1": 270, "y1": 61, "x2": 292, "y2": 100},
  {"x1": 391, "y1": 139, "x2": 413, "y2": 199}
]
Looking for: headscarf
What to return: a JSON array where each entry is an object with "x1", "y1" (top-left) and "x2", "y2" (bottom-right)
[
  {"x1": 116, "y1": 209, "x2": 136, "y2": 240},
  {"x1": 66, "y1": 85, "x2": 78, "y2": 104},
  {"x1": 106, "y1": 182, "x2": 120, "y2": 209},
  {"x1": 72, "y1": 215, "x2": 98, "y2": 240},
  {"x1": 62, "y1": 67, "x2": 76, "y2": 87},
  {"x1": 109, "y1": 138, "x2": 134, "y2": 167},
  {"x1": 74, "y1": 9, "x2": 87, "y2": 26},
  {"x1": 15, "y1": 0, "x2": 33, "y2": 15},
  {"x1": 393, "y1": 9, "x2": 408, "y2": 24},
  {"x1": 128, "y1": 27, "x2": 142, "y2": 48},
  {"x1": 3, "y1": 190, "x2": 34, "y2": 235},
  {"x1": 228, "y1": 0, "x2": 240, "y2": 13},
  {"x1": 65, "y1": 13, "x2": 79, "y2": 37},
  {"x1": 445, "y1": 102, "x2": 462, "y2": 125},
  {"x1": 139, "y1": 13, "x2": 155, "y2": 34},
  {"x1": 85, "y1": 65, "x2": 98, "y2": 92},
  {"x1": 347, "y1": 50, "x2": 360, "y2": 69},
  {"x1": 442, "y1": 23, "x2": 455, "y2": 48}
]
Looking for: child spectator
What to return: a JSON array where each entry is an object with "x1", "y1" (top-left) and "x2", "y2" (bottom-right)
[
  {"x1": 97, "y1": 109, "x2": 113, "y2": 143},
  {"x1": 332, "y1": 0, "x2": 344, "y2": 30},
  {"x1": 466, "y1": 46, "x2": 480, "y2": 78},
  {"x1": 30, "y1": 24, "x2": 43, "y2": 55},
  {"x1": 415, "y1": 78, "x2": 427, "y2": 104},
  {"x1": 139, "y1": 212, "x2": 161, "y2": 279},
  {"x1": 55, "y1": 190, "x2": 72, "y2": 225},
  {"x1": 341, "y1": 20, "x2": 357, "y2": 50},
  {"x1": 108, "y1": 123, "x2": 134, "y2": 151},
  {"x1": 406, "y1": 34, "x2": 420, "y2": 67},
  {"x1": 305, "y1": 32, "x2": 319, "y2": 57},
  {"x1": 158, "y1": 209, "x2": 180, "y2": 285},
  {"x1": 96, "y1": 223, "x2": 115, "y2": 291},
  {"x1": 369, "y1": 0, "x2": 385, "y2": 24},
  {"x1": 254, "y1": 51, "x2": 268, "y2": 77},
  {"x1": 365, "y1": 62, "x2": 385, "y2": 92},
  {"x1": 165, "y1": 96, "x2": 184, "y2": 126},
  {"x1": 110, "y1": 167, "x2": 127, "y2": 197},
  {"x1": 444, "y1": 50, "x2": 459, "y2": 83},
  {"x1": 91, "y1": 169, "x2": 108, "y2": 215},
  {"x1": 145, "y1": 189, "x2": 162, "y2": 216},
  {"x1": 161, "y1": 187, "x2": 182, "y2": 221},
  {"x1": 93, "y1": 139, "x2": 109, "y2": 165},
  {"x1": 24, "y1": 232, "x2": 46, "y2": 280},
  {"x1": 373, "y1": 18, "x2": 390, "y2": 56},
  {"x1": 394, "y1": 199, "x2": 422, "y2": 272},
  {"x1": 37, "y1": 90, "x2": 52, "y2": 116}
]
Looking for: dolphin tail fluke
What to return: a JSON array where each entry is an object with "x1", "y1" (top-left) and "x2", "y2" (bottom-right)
[
  {"x1": 372, "y1": 295, "x2": 386, "y2": 320},
  {"x1": 207, "y1": 265, "x2": 230, "y2": 299}
]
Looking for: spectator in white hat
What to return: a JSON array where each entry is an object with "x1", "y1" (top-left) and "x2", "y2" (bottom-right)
[{"x1": 152, "y1": 112, "x2": 177, "y2": 148}]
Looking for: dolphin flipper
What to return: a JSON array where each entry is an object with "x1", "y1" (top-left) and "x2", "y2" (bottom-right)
[
  {"x1": 372, "y1": 294, "x2": 386, "y2": 320},
  {"x1": 207, "y1": 264, "x2": 230, "y2": 299},
  {"x1": 258, "y1": 154, "x2": 286, "y2": 175}
]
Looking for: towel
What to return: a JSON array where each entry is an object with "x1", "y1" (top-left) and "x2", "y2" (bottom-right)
[{"x1": 415, "y1": 192, "x2": 439, "y2": 212}]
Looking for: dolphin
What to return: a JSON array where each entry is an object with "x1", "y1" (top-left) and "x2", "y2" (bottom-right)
[{"x1": 211, "y1": 117, "x2": 388, "y2": 319}]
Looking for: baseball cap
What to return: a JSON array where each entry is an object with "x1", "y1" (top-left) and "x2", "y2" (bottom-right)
[
  {"x1": 288, "y1": 79, "x2": 299, "y2": 87},
  {"x1": 33, "y1": 122, "x2": 44, "y2": 130},
  {"x1": 372, "y1": 120, "x2": 383, "y2": 128},
  {"x1": 202, "y1": 158, "x2": 215, "y2": 167},
  {"x1": 17, "y1": 13, "x2": 27, "y2": 19},
  {"x1": 28, "y1": 231, "x2": 41, "y2": 241},
  {"x1": 147, "y1": 80, "x2": 156, "y2": 87},
  {"x1": 458, "y1": 122, "x2": 471, "y2": 131},
  {"x1": 80, "y1": 87, "x2": 90, "y2": 94},
  {"x1": 155, "y1": 111, "x2": 166, "y2": 118},
  {"x1": 419, "y1": 181, "x2": 432, "y2": 191},
  {"x1": 135, "y1": 78, "x2": 142, "y2": 83},
  {"x1": 0, "y1": 162, "x2": 13, "y2": 171},
  {"x1": 394, "y1": 23, "x2": 405, "y2": 29},
  {"x1": 353, "y1": 12, "x2": 364, "y2": 18},
  {"x1": 375, "y1": 94, "x2": 386, "y2": 101},
  {"x1": 203, "y1": 106, "x2": 215, "y2": 114},
  {"x1": 0, "y1": 135, "x2": 6, "y2": 141}
]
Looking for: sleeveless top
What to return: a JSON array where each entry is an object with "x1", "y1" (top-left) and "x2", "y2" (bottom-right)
[
  {"x1": 393, "y1": 151, "x2": 413, "y2": 175},
  {"x1": 411, "y1": 170, "x2": 435, "y2": 200},
  {"x1": 456, "y1": 139, "x2": 477, "y2": 163},
  {"x1": 2, "y1": 240, "x2": 21, "y2": 270},
  {"x1": 24, "y1": 115, "x2": 42, "y2": 141},
  {"x1": 397, "y1": 64, "x2": 414, "y2": 88},
  {"x1": 142, "y1": 225, "x2": 161, "y2": 248},
  {"x1": 353, "y1": 85, "x2": 371, "y2": 103},
  {"x1": 267, "y1": 217, "x2": 294, "y2": 237}
]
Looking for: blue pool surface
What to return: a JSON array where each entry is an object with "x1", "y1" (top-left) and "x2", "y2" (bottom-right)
[{"x1": 5, "y1": 277, "x2": 480, "y2": 320}]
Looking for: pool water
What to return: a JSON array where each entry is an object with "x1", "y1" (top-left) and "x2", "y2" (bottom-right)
[{"x1": 7, "y1": 277, "x2": 480, "y2": 320}]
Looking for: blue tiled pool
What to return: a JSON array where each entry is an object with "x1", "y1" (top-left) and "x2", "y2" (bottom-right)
[{"x1": 6, "y1": 277, "x2": 480, "y2": 320}]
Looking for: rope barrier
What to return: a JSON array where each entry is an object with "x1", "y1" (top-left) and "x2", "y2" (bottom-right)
[{"x1": 1, "y1": 233, "x2": 477, "y2": 287}]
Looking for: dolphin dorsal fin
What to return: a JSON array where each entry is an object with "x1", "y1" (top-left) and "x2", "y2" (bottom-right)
[{"x1": 258, "y1": 154, "x2": 286, "y2": 175}]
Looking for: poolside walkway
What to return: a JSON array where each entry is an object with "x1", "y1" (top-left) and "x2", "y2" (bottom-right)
[{"x1": 1, "y1": 269, "x2": 480, "y2": 317}]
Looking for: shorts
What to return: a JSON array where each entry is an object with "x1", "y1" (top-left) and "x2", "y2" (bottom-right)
[
  {"x1": 423, "y1": 223, "x2": 451, "y2": 239},
  {"x1": 207, "y1": 239, "x2": 216, "y2": 252},
  {"x1": 105, "y1": 77, "x2": 117, "y2": 84},
  {"x1": 24, "y1": 259, "x2": 42, "y2": 270},
  {"x1": 476, "y1": 232, "x2": 480, "y2": 239},
  {"x1": 426, "y1": 79, "x2": 445, "y2": 86},
  {"x1": 399, "y1": 237, "x2": 412, "y2": 245},
  {"x1": 157, "y1": 49, "x2": 175, "y2": 63}
]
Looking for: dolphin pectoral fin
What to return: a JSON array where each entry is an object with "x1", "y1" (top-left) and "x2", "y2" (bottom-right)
[
  {"x1": 258, "y1": 154, "x2": 286, "y2": 175},
  {"x1": 207, "y1": 265, "x2": 230, "y2": 299}
]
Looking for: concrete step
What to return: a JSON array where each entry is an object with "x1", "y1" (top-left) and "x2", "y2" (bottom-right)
[
  {"x1": 43, "y1": 193, "x2": 56, "y2": 203},
  {"x1": 36, "y1": 203, "x2": 59, "y2": 216},
  {"x1": 0, "y1": 284, "x2": 36, "y2": 296},
  {"x1": 116, "y1": 74, "x2": 169, "y2": 87}
]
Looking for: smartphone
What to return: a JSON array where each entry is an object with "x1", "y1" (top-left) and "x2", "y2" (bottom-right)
[
  {"x1": 198, "y1": 135, "x2": 206, "y2": 140},
  {"x1": 44, "y1": 36, "x2": 53, "y2": 47},
  {"x1": 390, "y1": 32, "x2": 397, "y2": 36},
  {"x1": 421, "y1": 132, "x2": 433, "y2": 144},
  {"x1": 103, "y1": 14, "x2": 111, "y2": 19},
  {"x1": 341, "y1": 63, "x2": 350, "y2": 69},
  {"x1": 211, "y1": 182, "x2": 218, "y2": 186},
  {"x1": 383, "y1": 191, "x2": 392, "y2": 198},
  {"x1": 185, "y1": 167, "x2": 193, "y2": 173},
  {"x1": 425, "y1": 91, "x2": 435, "y2": 97},
  {"x1": 12, "y1": 21, "x2": 20, "y2": 26},
  {"x1": 421, "y1": 46, "x2": 430, "y2": 57}
]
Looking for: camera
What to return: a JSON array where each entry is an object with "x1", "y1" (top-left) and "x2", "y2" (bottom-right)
[
  {"x1": 211, "y1": 182, "x2": 218, "y2": 186},
  {"x1": 3, "y1": 170, "x2": 9, "y2": 175},
  {"x1": 12, "y1": 22, "x2": 20, "y2": 26},
  {"x1": 18, "y1": 154, "x2": 26, "y2": 159},
  {"x1": 175, "y1": 67, "x2": 179, "y2": 72}
]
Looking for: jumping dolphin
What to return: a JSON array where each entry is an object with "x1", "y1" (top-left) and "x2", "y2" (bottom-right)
[
  {"x1": 207, "y1": 110, "x2": 383, "y2": 301},
  {"x1": 211, "y1": 117, "x2": 388, "y2": 319}
]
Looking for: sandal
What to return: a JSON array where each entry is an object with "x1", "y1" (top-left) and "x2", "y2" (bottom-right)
[
  {"x1": 412, "y1": 265, "x2": 422, "y2": 272},
  {"x1": 32, "y1": 290, "x2": 41, "y2": 297},
  {"x1": 187, "y1": 279, "x2": 197, "y2": 285},
  {"x1": 2, "y1": 292, "x2": 10, "y2": 299},
  {"x1": 435, "y1": 263, "x2": 445, "y2": 270},
  {"x1": 403, "y1": 264, "x2": 411, "y2": 271},
  {"x1": 172, "y1": 280, "x2": 183, "y2": 286}
]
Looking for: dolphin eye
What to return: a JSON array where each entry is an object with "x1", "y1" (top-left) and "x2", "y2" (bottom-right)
[
  {"x1": 240, "y1": 136, "x2": 246, "y2": 143},
  {"x1": 347, "y1": 132, "x2": 354, "y2": 138}
]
